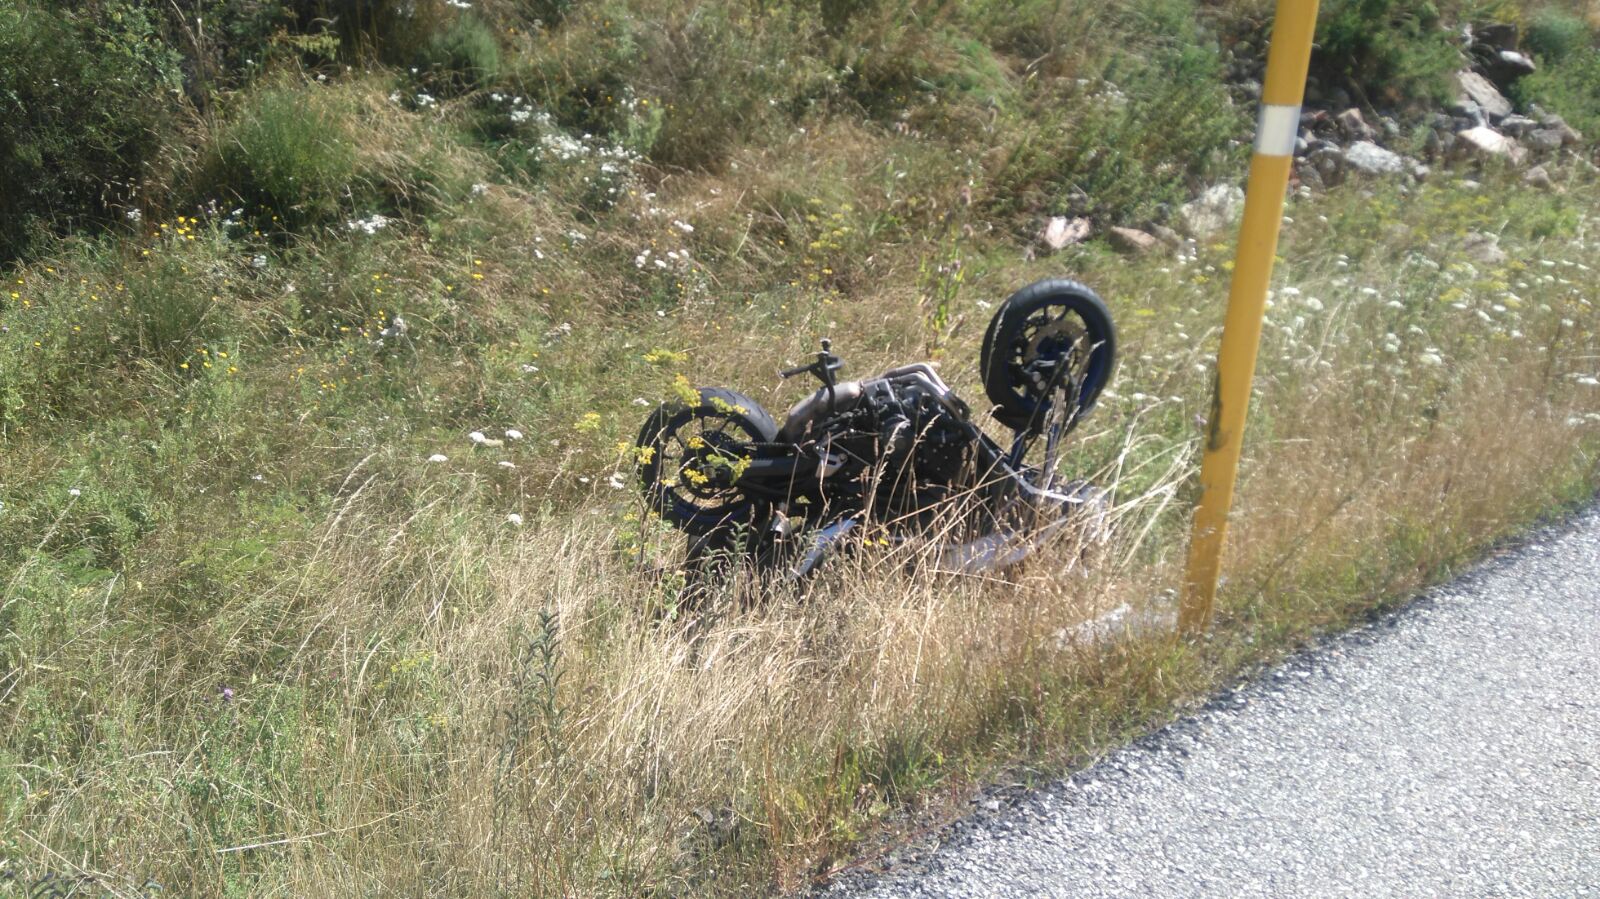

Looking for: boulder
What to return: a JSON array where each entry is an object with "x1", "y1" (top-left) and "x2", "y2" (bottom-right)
[
  {"x1": 1523, "y1": 165, "x2": 1553, "y2": 190},
  {"x1": 1525, "y1": 129, "x2": 1566, "y2": 153},
  {"x1": 1177, "y1": 184, "x2": 1245, "y2": 237},
  {"x1": 1457, "y1": 126, "x2": 1525, "y2": 163},
  {"x1": 1473, "y1": 23, "x2": 1519, "y2": 52},
  {"x1": 1538, "y1": 114, "x2": 1584, "y2": 146},
  {"x1": 1425, "y1": 128, "x2": 1457, "y2": 159},
  {"x1": 1454, "y1": 71, "x2": 1513, "y2": 121},
  {"x1": 1107, "y1": 226, "x2": 1159, "y2": 256},
  {"x1": 1492, "y1": 49, "x2": 1537, "y2": 80},
  {"x1": 1462, "y1": 231, "x2": 1507, "y2": 266},
  {"x1": 1344, "y1": 141, "x2": 1405, "y2": 176},
  {"x1": 1149, "y1": 224, "x2": 1183, "y2": 248},
  {"x1": 1336, "y1": 108, "x2": 1376, "y2": 142},
  {"x1": 1448, "y1": 99, "x2": 1487, "y2": 128},
  {"x1": 1294, "y1": 160, "x2": 1326, "y2": 192},
  {"x1": 1499, "y1": 115, "x2": 1539, "y2": 137},
  {"x1": 1039, "y1": 216, "x2": 1091, "y2": 251}
]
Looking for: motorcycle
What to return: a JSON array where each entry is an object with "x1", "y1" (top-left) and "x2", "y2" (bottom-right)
[{"x1": 634, "y1": 278, "x2": 1117, "y2": 582}]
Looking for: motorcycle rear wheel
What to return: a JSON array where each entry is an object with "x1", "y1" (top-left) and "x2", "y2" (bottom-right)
[{"x1": 636, "y1": 386, "x2": 778, "y2": 537}]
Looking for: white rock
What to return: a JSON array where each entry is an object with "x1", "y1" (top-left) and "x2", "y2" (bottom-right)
[
  {"x1": 1456, "y1": 126, "x2": 1525, "y2": 163},
  {"x1": 1454, "y1": 71, "x2": 1513, "y2": 120},
  {"x1": 1178, "y1": 185, "x2": 1245, "y2": 237},
  {"x1": 1344, "y1": 141, "x2": 1404, "y2": 176},
  {"x1": 1040, "y1": 216, "x2": 1092, "y2": 250}
]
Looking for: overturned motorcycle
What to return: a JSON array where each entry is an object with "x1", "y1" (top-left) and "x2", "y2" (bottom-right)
[{"x1": 634, "y1": 278, "x2": 1117, "y2": 584}]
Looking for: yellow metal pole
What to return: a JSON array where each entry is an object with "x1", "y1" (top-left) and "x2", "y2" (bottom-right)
[{"x1": 1181, "y1": 0, "x2": 1321, "y2": 634}]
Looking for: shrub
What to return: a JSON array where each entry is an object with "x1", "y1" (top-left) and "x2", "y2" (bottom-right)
[
  {"x1": 1314, "y1": 0, "x2": 1462, "y2": 106},
  {"x1": 1524, "y1": 6, "x2": 1594, "y2": 63},
  {"x1": 418, "y1": 14, "x2": 501, "y2": 93},
  {"x1": 0, "y1": 2, "x2": 182, "y2": 261},
  {"x1": 208, "y1": 81, "x2": 362, "y2": 226},
  {"x1": 1512, "y1": 45, "x2": 1600, "y2": 137},
  {"x1": 991, "y1": 43, "x2": 1246, "y2": 228}
]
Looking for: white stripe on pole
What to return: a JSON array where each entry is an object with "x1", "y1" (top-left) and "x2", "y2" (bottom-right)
[{"x1": 1253, "y1": 104, "x2": 1302, "y2": 158}]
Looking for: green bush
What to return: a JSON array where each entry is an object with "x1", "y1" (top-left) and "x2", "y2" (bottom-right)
[
  {"x1": 1524, "y1": 7, "x2": 1594, "y2": 63},
  {"x1": 1513, "y1": 46, "x2": 1600, "y2": 137},
  {"x1": 1314, "y1": 0, "x2": 1461, "y2": 105},
  {"x1": 0, "y1": 1, "x2": 182, "y2": 261},
  {"x1": 992, "y1": 43, "x2": 1246, "y2": 227},
  {"x1": 210, "y1": 82, "x2": 362, "y2": 226},
  {"x1": 419, "y1": 14, "x2": 501, "y2": 92}
]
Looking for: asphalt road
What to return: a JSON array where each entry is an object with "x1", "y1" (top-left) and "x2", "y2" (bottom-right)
[{"x1": 831, "y1": 507, "x2": 1600, "y2": 898}]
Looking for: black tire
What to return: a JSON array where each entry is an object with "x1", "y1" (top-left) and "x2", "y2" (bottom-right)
[
  {"x1": 980, "y1": 278, "x2": 1116, "y2": 432},
  {"x1": 636, "y1": 386, "x2": 779, "y2": 536}
]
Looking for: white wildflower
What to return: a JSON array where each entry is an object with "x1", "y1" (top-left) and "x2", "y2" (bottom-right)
[
  {"x1": 68, "y1": 487, "x2": 81, "y2": 497},
  {"x1": 346, "y1": 214, "x2": 390, "y2": 235}
]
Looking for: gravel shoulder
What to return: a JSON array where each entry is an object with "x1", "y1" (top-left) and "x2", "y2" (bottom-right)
[{"x1": 828, "y1": 506, "x2": 1600, "y2": 898}]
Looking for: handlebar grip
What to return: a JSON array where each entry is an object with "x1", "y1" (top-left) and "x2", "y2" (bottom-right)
[{"x1": 779, "y1": 364, "x2": 812, "y2": 379}]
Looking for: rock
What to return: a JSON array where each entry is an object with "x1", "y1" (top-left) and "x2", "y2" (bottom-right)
[
  {"x1": 1295, "y1": 160, "x2": 1326, "y2": 192},
  {"x1": 1473, "y1": 23, "x2": 1519, "y2": 52},
  {"x1": 1454, "y1": 71, "x2": 1513, "y2": 121},
  {"x1": 1462, "y1": 231, "x2": 1507, "y2": 266},
  {"x1": 1406, "y1": 158, "x2": 1431, "y2": 182},
  {"x1": 1149, "y1": 224, "x2": 1183, "y2": 248},
  {"x1": 1177, "y1": 184, "x2": 1245, "y2": 237},
  {"x1": 1344, "y1": 141, "x2": 1405, "y2": 176},
  {"x1": 1107, "y1": 226, "x2": 1159, "y2": 255},
  {"x1": 1493, "y1": 49, "x2": 1537, "y2": 80},
  {"x1": 1525, "y1": 129, "x2": 1566, "y2": 152},
  {"x1": 1040, "y1": 216, "x2": 1091, "y2": 251},
  {"x1": 1457, "y1": 126, "x2": 1525, "y2": 163},
  {"x1": 1499, "y1": 114, "x2": 1538, "y2": 137},
  {"x1": 1537, "y1": 114, "x2": 1584, "y2": 146},
  {"x1": 1449, "y1": 99, "x2": 1487, "y2": 128},
  {"x1": 1310, "y1": 146, "x2": 1346, "y2": 184},
  {"x1": 1294, "y1": 135, "x2": 1310, "y2": 157},
  {"x1": 1336, "y1": 108, "x2": 1376, "y2": 142},
  {"x1": 1523, "y1": 165, "x2": 1553, "y2": 190},
  {"x1": 1425, "y1": 128, "x2": 1457, "y2": 159}
]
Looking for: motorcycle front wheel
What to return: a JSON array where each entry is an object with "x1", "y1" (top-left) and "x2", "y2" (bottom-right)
[
  {"x1": 980, "y1": 278, "x2": 1117, "y2": 433},
  {"x1": 635, "y1": 386, "x2": 779, "y2": 537}
]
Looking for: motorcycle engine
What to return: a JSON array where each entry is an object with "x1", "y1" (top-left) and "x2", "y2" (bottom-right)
[{"x1": 866, "y1": 380, "x2": 970, "y2": 489}]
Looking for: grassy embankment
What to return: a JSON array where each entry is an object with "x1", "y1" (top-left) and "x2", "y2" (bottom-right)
[{"x1": 3, "y1": 0, "x2": 1600, "y2": 893}]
